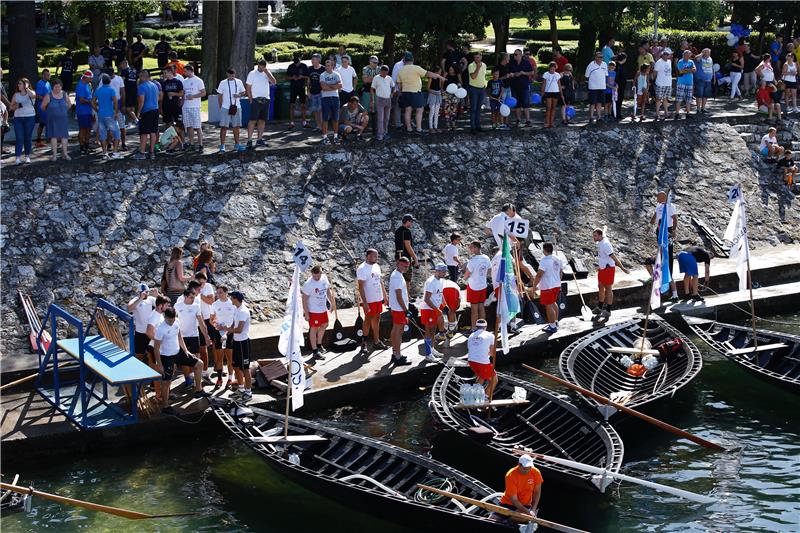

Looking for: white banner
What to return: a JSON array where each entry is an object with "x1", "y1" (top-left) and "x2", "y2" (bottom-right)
[
  {"x1": 293, "y1": 241, "x2": 312, "y2": 272},
  {"x1": 279, "y1": 243, "x2": 314, "y2": 411},
  {"x1": 723, "y1": 197, "x2": 750, "y2": 292}
]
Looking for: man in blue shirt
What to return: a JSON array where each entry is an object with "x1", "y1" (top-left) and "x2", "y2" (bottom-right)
[
  {"x1": 675, "y1": 50, "x2": 696, "y2": 117},
  {"x1": 693, "y1": 48, "x2": 714, "y2": 114},
  {"x1": 134, "y1": 70, "x2": 161, "y2": 160},
  {"x1": 75, "y1": 71, "x2": 94, "y2": 155},
  {"x1": 508, "y1": 49, "x2": 533, "y2": 127},
  {"x1": 93, "y1": 74, "x2": 121, "y2": 159},
  {"x1": 35, "y1": 69, "x2": 52, "y2": 147},
  {"x1": 602, "y1": 38, "x2": 615, "y2": 65}
]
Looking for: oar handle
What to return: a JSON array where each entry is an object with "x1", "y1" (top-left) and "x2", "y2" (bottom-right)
[{"x1": 521, "y1": 364, "x2": 725, "y2": 451}]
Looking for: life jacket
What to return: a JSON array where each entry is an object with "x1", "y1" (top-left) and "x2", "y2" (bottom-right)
[
  {"x1": 657, "y1": 338, "x2": 684, "y2": 364},
  {"x1": 627, "y1": 364, "x2": 647, "y2": 377}
]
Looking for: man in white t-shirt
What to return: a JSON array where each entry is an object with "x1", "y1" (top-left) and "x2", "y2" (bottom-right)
[
  {"x1": 485, "y1": 203, "x2": 522, "y2": 247},
  {"x1": 652, "y1": 49, "x2": 674, "y2": 120},
  {"x1": 181, "y1": 64, "x2": 205, "y2": 151},
  {"x1": 245, "y1": 59, "x2": 276, "y2": 149},
  {"x1": 464, "y1": 241, "x2": 492, "y2": 330},
  {"x1": 357, "y1": 248, "x2": 388, "y2": 353},
  {"x1": 302, "y1": 265, "x2": 336, "y2": 360},
  {"x1": 335, "y1": 55, "x2": 358, "y2": 104},
  {"x1": 228, "y1": 291, "x2": 252, "y2": 401},
  {"x1": 216, "y1": 68, "x2": 247, "y2": 152},
  {"x1": 144, "y1": 295, "x2": 170, "y2": 404},
  {"x1": 108, "y1": 70, "x2": 127, "y2": 148},
  {"x1": 530, "y1": 243, "x2": 563, "y2": 334},
  {"x1": 467, "y1": 319, "x2": 498, "y2": 398},
  {"x1": 210, "y1": 285, "x2": 237, "y2": 388},
  {"x1": 154, "y1": 308, "x2": 210, "y2": 414},
  {"x1": 593, "y1": 228, "x2": 630, "y2": 319},
  {"x1": 649, "y1": 190, "x2": 679, "y2": 300},
  {"x1": 174, "y1": 288, "x2": 212, "y2": 389},
  {"x1": 443, "y1": 233, "x2": 462, "y2": 282},
  {"x1": 127, "y1": 283, "x2": 157, "y2": 362},
  {"x1": 194, "y1": 271, "x2": 215, "y2": 379},
  {"x1": 388, "y1": 257, "x2": 412, "y2": 366},
  {"x1": 585, "y1": 52, "x2": 609, "y2": 122},
  {"x1": 419, "y1": 264, "x2": 448, "y2": 362}
]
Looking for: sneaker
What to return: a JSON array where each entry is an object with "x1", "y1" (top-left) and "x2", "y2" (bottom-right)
[
  {"x1": 288, "y1": 122, "x2": 295, "y2": 129},
  {"x1": 425, "y1": 353, "x2": 442, "y2": 363},
  {"x1": 219, "y1": 144, "x2": 226, "y2": 153},
  {"x1": 235, "y1": 144, "x2": 246, "y2": 152},
  {"x1": 600, "y1": 309, "x2": 611, "y2": 319},
  {"x1": 133, "y1": 152, "x2": 146, "y2": 160},
  {"x1": 302, "y1": 121, "x2": 310, "y2": 128},
  {"x1": 670, "y1": 294, "x2": 679, "y2": 302},
  {"x1": 434, "y1": 332, "x2": 447, "y2": 343},
  {"x1": 322, "y1": 137, "x2": 330, "y2": 145},
  {"x1": 543, "y1": 324, "x2": 558, "y2": 334},
  {"x1": 374, "y1": 340, "x2": 388, "y2": 351},
  {"x1": 102, "y1": 152, "x2": 110, "y2": 160},
  {"x1": 15, "y1": 157, "x2": 22, "y2": 165},
  {"x1": 392, "y1": 355, "x2": 411, "y2": 366},
  {"x1": 240, "y1": 390, "x2": 252, "y2": 401},
  {"x1": 193, "y1": 390, "x2": 212, "y2": 399},
  {"x1": 591, "y1": 306, "x2": 602, "y2": 315},
  {"x1": 229, "y1": 389, "x2": 242, "y2": 399},
  {"x1": 256, "y1": 139, "x2": 267, "y2": 147},
  {"x1": 215, "y1": 376, "x2": 223, "y2": 388},
  {"x1": 430, "y1": 348, "x2": 444, "y2": 358},
  {"x1": 24, "y1": 156, "x2": 31, "y2": 164},
  {"x1": 333, "y1": 135, "x2": 340, "y2": 144},
  {"x1": 110, "y1": 152, "x2": 122, "y2": 159},
  {"x1": 201, "y1": 376, "x2": 214, "y2": 386},
  {"x1": 692, "y1": 294, "x2": 705, "y2": 302},
  {"x1": 246, "y1": 140, "x2": 253, "y2": 149}
]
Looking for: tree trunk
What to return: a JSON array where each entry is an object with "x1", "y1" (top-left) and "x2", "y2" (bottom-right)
[
  {"x1": 7, "y1": 1, "x2": 38, "y2": 86},
  {"x1": 548, "y1": 9, "x2": 559, "y2": 47},
  {"x1": 88, "y1": 9, "x2": 106, "y2": 49},
  {"x1": 382, "y1": 29, "x2": 396, "y2": 65},
  {"x1": 230, "y1": 0, "x2": 258, "y2": 78},
  {"x1": 410, "y1": 32, "x2": 423, "y2": 59},
  {"x1": 217, "y1": 0, "x2": 235, "y2": 83},
  {"x1": 202, "y1": 0, "x2": 220, "y2": 90},
  {"x1": 576, "y1": 21, "x2": 598, "y2": 82},
  {"x1": 126, "y1": 14, "x2": 135, "y2": 61},
  {"x1": 492, "y1": 14, "x2": 510, "y2": 61}
]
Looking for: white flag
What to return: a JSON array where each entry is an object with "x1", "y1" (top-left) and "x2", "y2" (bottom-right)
[
  {"x1": 278, "y1": 265, "x2": 307, "y2": 410},
  {"x1": 650, "y1": 249, "x2": 663, "y2": 310},
  {"x1": 723, "y1": 197, "x2": 750, "y2": 292}
]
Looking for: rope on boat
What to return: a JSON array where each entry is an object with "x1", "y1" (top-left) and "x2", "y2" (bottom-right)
[
  {"x1": 704, "y1": 287, "x2": 799, "y2": 326},
  {"x1": 414, "y1": 478, "x2": 454, "y2": 504}
]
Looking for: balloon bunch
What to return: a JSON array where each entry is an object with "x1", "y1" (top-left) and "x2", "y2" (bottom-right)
[{"x1": 726, "y1": 23, "x2": 751, "y2": 47}]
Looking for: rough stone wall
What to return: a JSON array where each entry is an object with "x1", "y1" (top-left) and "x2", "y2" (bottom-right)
[{"x1": 2, "y1": 121, "x2": 798, "y2": 355}]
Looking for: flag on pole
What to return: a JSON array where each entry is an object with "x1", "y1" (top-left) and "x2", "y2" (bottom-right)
[
  {"x1": 650, "y1": 192, "x2": 673, "y2": 310},
  {"x1": 278, "y1": 242, "x2": 312, "y2": 411},
  {"x1": 496, "y1": 232, "x2": 520, "y2": 354},
  {"x1": 723, "y1": 185, "x2": 750, "y2": 291}
]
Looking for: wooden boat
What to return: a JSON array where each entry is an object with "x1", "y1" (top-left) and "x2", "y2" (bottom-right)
[
  {"x1": 559, "y1": 316, "x2": 702, "y2": 414},
  {"x1": 0, "y1": 474, "x2": 24, "y2": 513},
  {"x1": 684, "y1": 316, "x2": 800, "y2": 392},
  {"x1": 429, "y1": 364, "x2": 624, "y2": 493},
  {"x1": 211, "y1": 401, "x2": 514, "y2": 531}
]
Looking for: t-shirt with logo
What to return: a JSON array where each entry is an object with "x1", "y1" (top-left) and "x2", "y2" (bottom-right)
[
  {"x1": 211, "y1": 298, "x2": 236, "y2": 328},
  {"x1": 100, "y1": 46, "x2": 115, "y2": 65},
  {"x1": 161, "y1": 77, "x2": 183, "y2": 108},
  {"x1": 308, "y1": 65, "x2": 325, "y2": 95},
  {"x1": 499, "y1": 465, "x2": 544, "y2": 507},
  {"x1": 676, "y1": 59, "x2": 695, "y2": 85},
  {"x1": 182, "y1": 75, "x2": 205, "y2": 109},
  {"x1": 128, "y1": 296, "x2": 155, "y2": 334},
  {"x1": 199, "y1": 283, "x2": 215, "y2": 320},
  {"x1": 420, "y1": 276, "x2": 444, "y2": 310},
  {"x1": 467, "y1": 329, "x2": 494, "y2": 364},
  {"x1": 287, "y1": 62, "x2": 308, "y2": 91},
  {"x1": 320, "y1": 70, "x2": 342, "y2": 98},
  {"x1": 154, "y1": 319, "x2": 181, "y2": 356},
  {"x1": 388, "y1": 270, "x2": 408, "y2": 312},
  {"x1": 466, "y1": 255, "x2": 491, "y2": 291},
  {"x1": 94, "y1": 85, "x2": 116, "y2": 118},
  {"x1": 357, "y1": 262, "x2": 383, "y2": 303},
  {"x1": 340, "y1": 103, "x2": 365, "y2": 123},
  {"x1": 302, "y1": 275, "x2": 331, "y2": 313},
  {"x1": 130, "y1": 41, "x2": 147, "y2": 66},
  {"x1": 174, "y1": 300, "x2": 202, "y2": 337},
  {"x1": 537, "y1": 255, "x2": 563, "y2": 291},
  {"x1": 585, "y1": 61, "x2": 608, "y2": 90},
  {"x1": 653, "y1": 59, "x2": 673, "y2": 87},
  {"x1": 154, "y1": 41, "x2": 171, "y2": 64},
  {"x1": 61, "y1": 56, "x2": 75, "y2": 74},
  {"x1": 695, "y1": 56, "x2": 713, "y2": 82},
  {"x1": 488, "y1": 79, "x2": 503, "y2": 99},
  {"x1": 122, "y1": 67, "x2": 138, "y2": 96},
  {"x1": 233, "y1": 305, "x2": 250, "y2": 341}
]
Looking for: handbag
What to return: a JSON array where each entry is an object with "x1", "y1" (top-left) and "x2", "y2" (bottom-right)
[{"x1": 227, "y1": 79, "x2": 238, "y2": 115}]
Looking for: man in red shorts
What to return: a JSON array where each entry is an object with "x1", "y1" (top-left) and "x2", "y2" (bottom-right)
[
  {"x1": 464, "y1": 240, "x2": 491, "y2": 330},
  {"x1": 357, "y1": 248, "x2": 388, "y2": 353},
  {"x1": 419, "y1": 264, "x2": 448, "y2": 362},
  {"x1": 530, "y1": 243, "x2": 563, "y2": 334},
  {"x1": 592, "y1": 228, "x2": 629, "y2": 319},
  {"x1": 388, "y1": 257, "x2": 412, "y2": 366},
  {"x1": 302, "y1": 265, "x2": 336, "y2": 361},
  {"x1": 467, "y1": 319, "x2": 497, "y2": 398}
]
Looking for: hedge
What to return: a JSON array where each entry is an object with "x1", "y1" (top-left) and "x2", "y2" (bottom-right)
[
  {"x1": 623, "y1": 29, "x2": 777, "y2": 63},
  {"x1": 512, "y1": 28, "x2": 580, "y2": 41},
  {"x1": 137, "y1": 26, "x2": 200, "y2": 44},
  {"x1": 535, "y1": 45, "x2": 578, "y2": 66},
  {"x1": 37, "y1": 48, "x2": 89, "y2": 69}
]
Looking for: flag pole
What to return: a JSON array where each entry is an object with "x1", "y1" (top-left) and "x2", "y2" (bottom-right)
[
  {"x1": 489, "y1": 277, "x2": 503, "y2": 404},
  {"x1": 742, "y1": 193, "x2": 758, "y2": 350}
]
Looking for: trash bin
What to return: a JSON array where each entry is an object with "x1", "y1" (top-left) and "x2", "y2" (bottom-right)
[
  {"x1": 269, "y1": 84, "x2": 276, "y2": 121},
  {"x1": 240, "y1": 98, "x2": 251, "y2": 125},
  {"x1": 275, "y1": 81, "x2": 291, "y2": 121}
]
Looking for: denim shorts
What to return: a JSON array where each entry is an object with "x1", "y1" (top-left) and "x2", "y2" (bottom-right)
[
  {"x1": 321, "y1": 96, "x2": 340, "y2": 121},
  {"x1": 694, "y1": 80, "x2": 712, "y2": 98},
  {"x1": 98, "y1": 115, "x2": 121, "y2": 141},
  {"x1": 308, "y1": 93, "x2": 322, "y2": 112}
]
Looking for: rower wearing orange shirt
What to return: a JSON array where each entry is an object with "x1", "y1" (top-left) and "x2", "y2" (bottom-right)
[{"x1": 499, "y1": 454, "x2": 544, "y2": 522}]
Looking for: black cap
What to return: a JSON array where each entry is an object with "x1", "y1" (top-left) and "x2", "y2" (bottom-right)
[
  {"x1": 402, "y1": 213, "x2": 415, "y2": 223},
  {"x1": 229, "y1": 291, "x2": 245, "y2": 302}
]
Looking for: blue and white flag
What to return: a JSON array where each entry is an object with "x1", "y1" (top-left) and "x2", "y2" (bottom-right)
[
  {"x1": 278, "y1": 242, "x2": 312, "y2": 411},
  {"x1": 724, "y1": 186, "x2": 750, "y2": 291},
  {"x1": 496, "y1": 233, "x2": 520, "y2": 354},
  {"x1": 650, "y1": 192, "x2": 673, "y2": 309}
]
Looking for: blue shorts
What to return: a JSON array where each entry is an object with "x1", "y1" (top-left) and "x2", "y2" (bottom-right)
[
  {"x1": 321, "y1": 96, "x2": 339, "y2": 121},
  {"x1": 677, "y1": 251, "x2": 699, "y2": 277},
  {"x1": 77, "y1": 114, "x2": 93, "y2": 129},
  {"x1": 694, "y1": 80, "x2": 712, "y2": 98},
  {"x1": 402, "y1": 92, "x2": 424, "y2": 109},
  {"x1": 308, "y1": 93, "x2": 322, "y2": 113},
  {"x1": 37, "y1": 108, "x2": 48, "y2": 125},
  {"x1": 98, "y1": 115, "x2": 121, "y2": 141}
]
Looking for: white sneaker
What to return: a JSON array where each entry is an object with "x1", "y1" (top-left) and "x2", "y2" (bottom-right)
[
  {"x1": 24, "y1": 156, "x2": 31, "y2": 164},
  {"x1": 15, "y1": 157, "x2": 22, "y2": 165},
  {"x1": 425, "y1": 353, "x2": 442, "y2": 363},
  {"x1": 430, "y1": 348, "x2": 444, "y2": 358}
]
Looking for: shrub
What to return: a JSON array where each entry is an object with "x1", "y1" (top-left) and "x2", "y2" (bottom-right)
[
  {"x1": 136, "y1": 27, "x2": 200, "y2": 44},
  {"x1": 512, "y1": 28, "x2": 580, "y2": 41},
  {"x1": 622, "y1": 29, "x2": 776, "y2": 63},
  {"x1": 171, "y1": 45, "x2": 202, "y2": 62},
  {"x1": 534, "y1": 45, "x2": 578, "y2": 66}
]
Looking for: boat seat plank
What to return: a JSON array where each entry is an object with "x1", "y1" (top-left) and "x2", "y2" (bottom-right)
[
  {"x1": 251, "y1": 435, "x2": 329, "y2": 444},
  {"x1": 728, "y1": 343, "x2": 788, "y2": 356},
  {"x1": 608, "y1": 347, "x2": 660, "y2": 355},
  {"x1": 453, "y1": 399, "x2": 530, "y2": 409}
]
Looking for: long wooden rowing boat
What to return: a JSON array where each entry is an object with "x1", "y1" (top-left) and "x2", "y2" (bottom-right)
[
  {"x1": 0, "y1": 474, "x2": 24, "y2": 513},
  {"x1": 429, "y1": 364, "x2": 624, "y2": 493},
  {"x1": 559, "y1": 316, "x2": 702, "y2": 414},
  {"x1": 211, "y1": 401, "x2": 514, "y2": 531},
  {"x1": 684, "y1": 316, "x2": 800, "y2": 392}
]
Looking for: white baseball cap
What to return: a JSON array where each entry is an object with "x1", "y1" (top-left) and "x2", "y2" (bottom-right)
[
  {"x1": 518, "y1": 454, "x2": 534, "y2": 468},
  {"x1": 138, "y1": 283, "x2": 149, "y2": 293}
]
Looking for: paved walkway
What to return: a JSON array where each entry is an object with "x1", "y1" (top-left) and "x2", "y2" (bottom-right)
[{"x1": 0, "y1": 94, "x2": 778, "y2": 168}]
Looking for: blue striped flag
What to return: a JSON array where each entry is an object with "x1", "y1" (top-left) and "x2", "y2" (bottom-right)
[{"x1": 497, "y1": 233, "x2": 520, "y2": 354}]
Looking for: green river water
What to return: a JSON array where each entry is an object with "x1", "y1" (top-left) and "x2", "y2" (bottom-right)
[{"x1": 2, "y1": 313, "x2": 799, "y2": 533}]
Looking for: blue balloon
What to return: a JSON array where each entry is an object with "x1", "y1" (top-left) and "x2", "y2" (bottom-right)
[
  {"x1": 566, "y1": 105, "x2": 576, "y2": 119},
  {"x1": 505, "y1": 95, "x2": 517, "y2": 107},
  {"x1": 715, "y1": 72, "x2": 723, "y2": 80},
  {"x1": 531, "y1": 93, "x2": 542, "y2": 105}
]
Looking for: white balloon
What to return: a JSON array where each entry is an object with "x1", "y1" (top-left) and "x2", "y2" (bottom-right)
[
  {"x1": 455, "y1": 87, "x2": 467, "y2": 99},
  {"x1": 727, "y1": 32, "x2": 736, "y2": 40},
  {"x1": 446, "y1": 83, "x2": 458, "y2": 94},
  {"x1": 500, "y1": 104, "x2": 511, "y2": 117},
  {"x1": 713, "y1": 63, "x2": 720, "y2": 72},
  {"x1": 727, "y1": 36, "x2": 738, "y2": 47}
]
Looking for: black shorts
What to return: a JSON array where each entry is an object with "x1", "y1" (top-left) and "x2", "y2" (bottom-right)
[
  {"x1": 785, "y1": 80, "x2": 797, "y2": 89},
  {"x1": 125, "y1": 90, "x2": 138, "y2": 108},
  {"x1": 232, "y1": 338, "x2": 251, "y2": 369},
  {"x1": 139, "y1": 110, "x2": 159, "y2": 134},
  {"x1": 289, "y1": 85, "x2": 307, "y2": 104},
  {"x1": 544, "y1": 92, "x2": 560, "y2": 100},
  {"x1": 176, "y1": 348, "x2": 199, "y2": 368},
  {"x1": 250, "y1": 98, "x2": 269, "y2": 121},
  {"x1": 161, "y1": 354, "x2": 177, "y2": 380},
  {"x1": 134, "y1": 332, "x2": 150, "y2": 354},
  {"x1": 62, "y1": 72, "x2": 74, "y2": 92},
  {"x1": 162, "y1": 104, "x2": 181, "y2": 125},
  {"x1": 561, "y1": 93, "x2": 575, "y2": 105},
  {"x1": 588, "y1": 89, "x2": 606, "y2": 105},
  {"x1": 210, "y1": 328, "x2": 234, "y2": 350},
  {"x1": 184, "y1": 336, "x2": 200, "y2": 353}
]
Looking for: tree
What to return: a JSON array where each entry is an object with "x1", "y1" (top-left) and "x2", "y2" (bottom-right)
[
  {"x1": 230, "y1": 1, "x2": 258, "y2": 77},
  {"x1": 541, "y1": 1, "x2": 567, "y2": 47},
  {"x1": 566, "y1": 1, "x2": 629, "y2": 78},
  {"x1": 7, "y1": 1, "x2": 38, "y2": 86},
  {"x1": 202, "y1": 0, "x2": 219, "y2": 90},
  {"x1": 217, "y1": 0, "x2": 234, "y2": 81}
]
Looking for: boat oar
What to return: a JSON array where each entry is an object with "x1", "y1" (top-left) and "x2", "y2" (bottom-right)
[
  {"x1": 521, "y1": 365, "x2": 726, "y2": 451},
  {"x1": 0, "y1": 362, "x2": 78, "y2": 392},
  {"x1": 0, "y1": 482, "x2": 197, "y2": 520},
  {"x1": 570, "y1": 270, "x2": 593, "y2": 321},
  {"x1": 416, "y1": 484, "x2": 588, "y2": 533},
  {"x1": 508, "y1": 452, "x2": 716, "y2": 504}
]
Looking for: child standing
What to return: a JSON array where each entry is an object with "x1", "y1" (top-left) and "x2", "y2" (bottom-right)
[
  {"x1": 770, "y1": 81, "x2": 784, "y2": 121},
  {"x1": 756, "y1": 80, "x2": 772, "y2": 114},
  {"x1": 443, "y1": 65, "x2": 462, "y2": 131},
  {"x1": 487, "y1": 67, "x2": 504, "y2": 129},
  {"x1": 427, "y1": 66, "x2": 443, "y2": 133},
  {"x1": 560, "y1": 64, "x2": 575, "y2": 125},
  {"x1": 541, "y1": 61, "x2": 561, "y2": 128},
  {"x1": 605, "y1": 61, "x2": 617, "y2": 121},
  {"x1": 636, "y1": 63, "x2": 650, "y2": 121}
]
